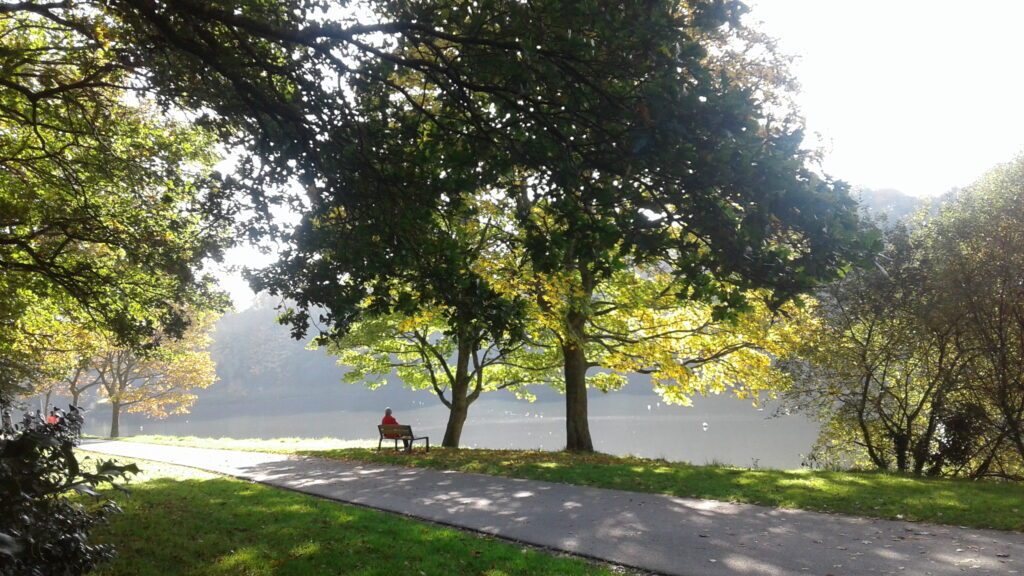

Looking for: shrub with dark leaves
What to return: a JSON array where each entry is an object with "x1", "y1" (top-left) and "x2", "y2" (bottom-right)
[{"x1": 0, "y1": 406, "x2": 138, "y2": 575}]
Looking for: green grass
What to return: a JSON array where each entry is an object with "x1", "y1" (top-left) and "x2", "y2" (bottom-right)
[
  {"x1": 112, "y1": 434, "x2": 1024, "y2": 532},
  {"x1": 93, "y1": 434, "x2": 376, "y2": 452},
  {"x1": 76, "y1": 450, "x2": 621, "y2": 575}
]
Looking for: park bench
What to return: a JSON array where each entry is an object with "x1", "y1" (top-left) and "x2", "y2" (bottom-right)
[{"x1": 377, "y1": 424, "x2": 430, "y2": 453}]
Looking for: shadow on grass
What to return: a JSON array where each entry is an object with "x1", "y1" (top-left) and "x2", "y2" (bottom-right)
[
  {"x1": 92, "y1": 476, "x2": 611, "y2": 576},
  {"x1": 298, "y1": 448, "x2": 1024, "y2": 532}
]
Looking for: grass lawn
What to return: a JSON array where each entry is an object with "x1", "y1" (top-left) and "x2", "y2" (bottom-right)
[
  {"x1": 88, "y1": 434, "x2": 375, "y2": 452},
  {"x1": 76, "y1": 450, "x2": 622, "y2": 575},
  {"x1": 113, "y1": 435, "x2": 1024, "y2": 532}
]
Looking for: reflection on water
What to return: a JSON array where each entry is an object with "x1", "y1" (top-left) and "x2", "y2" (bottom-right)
[{"x1": 79, "y1": 386, "x2": 817, "y2": 469}]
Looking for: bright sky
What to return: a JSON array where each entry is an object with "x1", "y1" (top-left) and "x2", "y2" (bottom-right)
[
  {"x1": 217, "y1": 2, "x2": 1024, "y2": 310},
  {"x1": 748, "y1": 0, "x2": 1024, "y2": 197}
]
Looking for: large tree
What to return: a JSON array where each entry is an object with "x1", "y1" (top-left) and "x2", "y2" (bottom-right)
[
  {"x1": 0, "y1": 10, "x2": 231, "y2": 417},
  {"x1": 360, "y1": 1, "x2": 871, "y2": 450},
  {"x1": 791, "y1": 161, "x2": 1024, "y2": 479},
  {"x1": 3, "y1": 1, "x2": 871, "y2": 453},
  {"x1": 786, "y1": 226, "x2": 974, "y2": 475},
  {"x1": 264, "y1": 131, "x2": 533, "y2": 447},
  {"x1": 0, "y1": 7, "x2": 226, "y2": 569},
  {"x1": 0, "y1": 13, "x2": 229, "y2": 345},
  {"x1": 250, "y1": 1, "x2": 871, "y2": 451},
  {"x1": 924, "y1": 159, "x2": 1024, "y2": 476}
]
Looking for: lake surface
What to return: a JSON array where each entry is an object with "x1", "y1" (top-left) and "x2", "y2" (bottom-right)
[{"x1": 74, "y1": 384, "x2": 818, "y2": 469}]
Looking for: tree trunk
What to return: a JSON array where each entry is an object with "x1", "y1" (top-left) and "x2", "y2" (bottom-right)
[
  {"x1": 856, "y1": 372, "x2": 888, "y2": 470},
  {"x1": 442, "y1": 334, "x2": 474, "y2": 448},
  {"x1": 109, "y1": 401, "x2": 120, "y2": 438},
  {"x1": 71, "y1": 390, "x2": 80, "y2": 408},
  {"x1": 913, "y1": 394, "x2": 944, "y2": 476},
  {"x1": 970, "y1": 434, "x2": 1004, "y2": 479},
  {"x1": 894, "y1": 432, "x2": 909, "y2": 473},
  {"x1": 0, "y1": 397, "x2": 12, "y2": 434},
  {"x1": 563, "y1": 340, "x2": 593, "y2": 452},
  {"x1": 443, "y1": 394, "x2": 470, "y2": 448}
]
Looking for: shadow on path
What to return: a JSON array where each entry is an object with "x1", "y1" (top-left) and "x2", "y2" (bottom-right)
[{"x1": 93, "y1": 475, "x2": 611, "y2": 576}]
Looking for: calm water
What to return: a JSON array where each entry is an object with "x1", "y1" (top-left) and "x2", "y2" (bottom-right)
[{"x1": 75, "y1": 386, "x2": 818, "y2": 469}]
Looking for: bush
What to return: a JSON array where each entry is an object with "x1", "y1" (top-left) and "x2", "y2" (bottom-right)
[{"x1": 0, "y1": 406, "x2": 137, "y2": 575}]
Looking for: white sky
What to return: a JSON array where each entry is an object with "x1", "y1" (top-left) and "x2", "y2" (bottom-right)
[
  {"x1": 748, "y1": 0, "x2": 1024, "y2": 197},
  {"x1": 217, "y1": 2, "x2": 1024, "y2": 310}
]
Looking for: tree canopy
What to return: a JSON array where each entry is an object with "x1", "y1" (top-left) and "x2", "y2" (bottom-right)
[
  {"x1": 2, "y1": 0, "x2": 872, "y2": 455},
  {"x1": 239, "y1": 0, "x2": 873, "y2": 450},
  {"x1": 0, "y1": 10, "x2": 230, "y2": 404}
]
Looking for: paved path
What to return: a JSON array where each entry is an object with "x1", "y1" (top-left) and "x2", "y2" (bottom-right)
[{"x1": 81, "y1": 440, "x2": 1023, "y2": 576}]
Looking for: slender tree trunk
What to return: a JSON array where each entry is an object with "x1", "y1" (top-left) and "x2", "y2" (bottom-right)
[
  {"x1": 71, "y1": 390, "x2": 80, "y2": 408},
  {"x1": 110, "y1": 401, "x2": 120, "y2": 438},
  {"x1": 893, "y1": 432, "x2": 909, "y2": 473},
  {"x1": 43, "y1": 389, "x2": 52, "y2": 415},
  {"x1": 969, "y1": 432, "x2": 1006, "y2": 479},
  {"x1": 856, "y1": 372, "x2": 888, "y2": 470},
  {"x1": 1010, "y1": 427, "x2": 1024, "y2": 465},
  {"x1": 913, "y1": 391, "x2": 944, "y2": 476}
]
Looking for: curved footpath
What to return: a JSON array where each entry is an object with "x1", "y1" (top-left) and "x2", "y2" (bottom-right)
[{"x1": 81, "y1": 440, "x2": 1022, "y2": 576}]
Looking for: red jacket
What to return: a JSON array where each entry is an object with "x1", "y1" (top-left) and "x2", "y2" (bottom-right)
[{"x1": 381, "y1": 414, "x2": 400, "y2": 437}]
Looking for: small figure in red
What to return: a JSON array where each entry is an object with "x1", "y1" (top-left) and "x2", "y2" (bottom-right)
[{"x1": 381, "y1": 407, "x2": 410, "y2": 449}]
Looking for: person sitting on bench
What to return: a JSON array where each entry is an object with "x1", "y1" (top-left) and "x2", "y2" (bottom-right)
[{"x1": 381, "y1": 407, "x2": 410, "y2": 449}]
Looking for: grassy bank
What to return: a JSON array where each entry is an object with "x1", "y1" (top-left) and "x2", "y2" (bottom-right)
[
  {"x1": 77, "y1": 451, "x2": 621, "y2": 575},
  {"x1": 97, "y1": 434, "x2": 375, "y2": 453},
  {"x1": 113, "y1": 435, "x2": 1024, "y2": 532}
]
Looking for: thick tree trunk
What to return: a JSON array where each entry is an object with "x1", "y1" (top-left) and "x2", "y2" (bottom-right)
[
  {"x1": 109, "y1": 401, "x2": 120, "y2": 438},
  {"x1": 563, "y1": 340, "x2": 593, "y2": 452},
  {"x1": 442, "y1": 335, "x2": 474, "y2": 448},
  {"x1": 443, "y1": 394, "x2": 469, "y2": 448}
]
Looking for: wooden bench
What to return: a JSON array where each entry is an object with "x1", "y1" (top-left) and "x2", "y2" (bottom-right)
[{"x1": 377, "y1": 424, "x2": 429, "y2": 453}]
